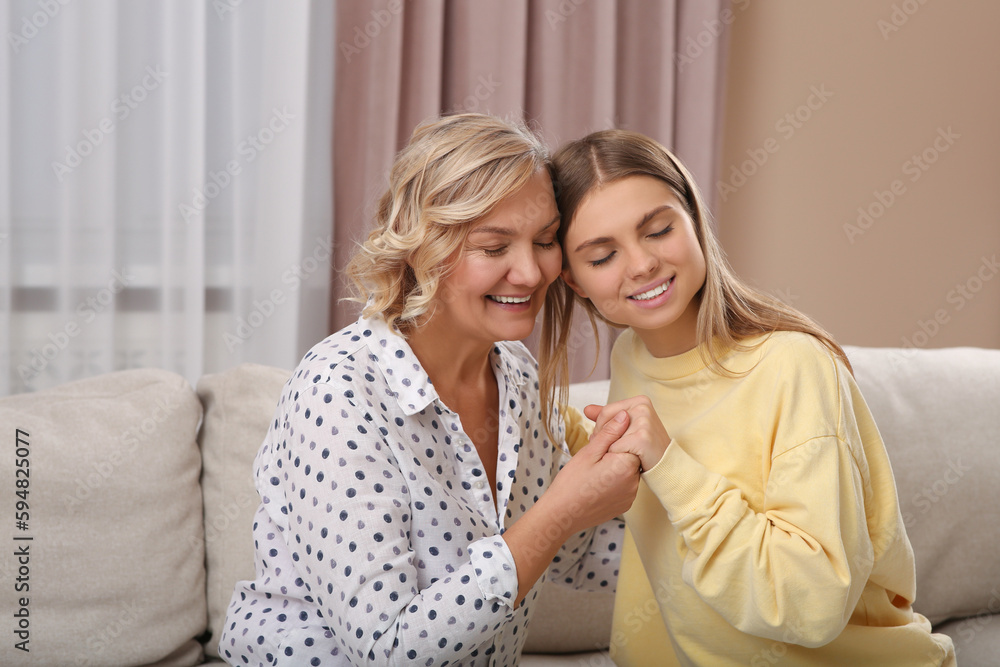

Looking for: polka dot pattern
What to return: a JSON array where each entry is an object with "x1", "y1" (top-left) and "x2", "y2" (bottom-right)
[{"x1": 219, "y1": 315, "x2": 623, "y2": 666}]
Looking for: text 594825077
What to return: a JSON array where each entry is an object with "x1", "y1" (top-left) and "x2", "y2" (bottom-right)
[{"x1": 13, "y1": 429, "x2": 32, "y2": 653}]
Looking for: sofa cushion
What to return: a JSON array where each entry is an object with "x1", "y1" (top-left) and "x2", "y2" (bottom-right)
[
  {"x1": 196, "y1": 363, "x2": 291, "y2": 661},
  {"x1": 845, "y1": 345, "x2": 1000, "y2": 625},
  {"x1": 932, "y1": 613, "x2": 1000, "y2": 666},
  {"x1": 522, "y1": 584, "x2": 616, "y2": 654},
  {"x1": 0, "y1": 369, "x2": 205, "y2": 666},
  {"x1": 520, "y1": 652, "x2": 615, "y2": 666}
]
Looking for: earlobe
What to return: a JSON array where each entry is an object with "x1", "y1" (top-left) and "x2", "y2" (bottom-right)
[{"x1": 561, "y1": 268, "x2": 588, "y2": 299}]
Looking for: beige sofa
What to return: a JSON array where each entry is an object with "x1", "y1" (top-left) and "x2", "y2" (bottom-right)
[{"x1": 1, "y1": 344, "x2": 998, "y2": 666}]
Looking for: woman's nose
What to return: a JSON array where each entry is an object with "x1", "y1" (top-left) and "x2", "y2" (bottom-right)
[
  {"x1": 508, "y1": 245, "x2": 543, "y2": 287},
  {"x1": 627, "y1": 247, "x2": 658, "y2": 279}
]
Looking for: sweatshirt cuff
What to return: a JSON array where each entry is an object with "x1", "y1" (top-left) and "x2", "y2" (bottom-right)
[
  {"x1": 468, "y1": 536, "x2": 518, "y2": 613},
  {"x1": 642, "y1": 439, "x2": 725, "y2": 522}
]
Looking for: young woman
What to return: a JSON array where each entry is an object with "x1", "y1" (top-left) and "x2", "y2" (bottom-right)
[
  {"x1": 219, "y1": 115, "x2": 644, "y2": 666},
  {"x1": 541, "y1": 129, "x2": 956, "y2": 666}
]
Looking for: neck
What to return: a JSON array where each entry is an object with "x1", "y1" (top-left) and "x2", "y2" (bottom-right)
[
  {"x1": 634, "y1": 296, "x2": 702, "y2": 358},
  {"x1": 406, "y1": 317, "x2": 495, "y2": 394}
]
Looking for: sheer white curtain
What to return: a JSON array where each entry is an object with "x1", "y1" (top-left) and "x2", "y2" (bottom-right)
[{"x1": 0, "y1": 0, "x2": 334, "y2": 395}]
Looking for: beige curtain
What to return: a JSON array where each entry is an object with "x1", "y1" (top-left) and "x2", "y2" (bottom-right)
[{"x1": 331, "y1": 0, "x2": 730, "y2": 381}]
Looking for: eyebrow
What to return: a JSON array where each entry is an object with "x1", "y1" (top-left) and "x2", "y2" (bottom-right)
[
  {"x1": 469, "y1": 214, "x2": 561, "y2": 237},
  {"x1": 573, "y1": 205, "x2": 675, "y2": 252}
]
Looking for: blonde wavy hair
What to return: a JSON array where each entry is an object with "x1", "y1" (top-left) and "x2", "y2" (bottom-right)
[
  {"x1": 346, "y1": 113, "x2": 549, "y2": 335},
  {"x1": 539, "y1": 129, "x2": 851, "y2": 419}
]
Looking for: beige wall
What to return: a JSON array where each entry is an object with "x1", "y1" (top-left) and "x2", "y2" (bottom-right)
[{"x1": 716, "y1": 0, "x2": 1000, "y2": 350}]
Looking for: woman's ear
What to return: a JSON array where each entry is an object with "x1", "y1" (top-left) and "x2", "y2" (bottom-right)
[{"x1": 561, "y1": 267, "x2": 588, "y2": 299}]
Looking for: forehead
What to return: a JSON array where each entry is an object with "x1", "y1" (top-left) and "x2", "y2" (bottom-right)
[
  {"x1": 570, "y1": 176, "x2": 688, "y2": 233},
  {"x1": 582, "y1": 176, "x2": 683, "y2": 214},
  {"x1": 467, "y1": 170, "x2": 559, "y2": 236}
]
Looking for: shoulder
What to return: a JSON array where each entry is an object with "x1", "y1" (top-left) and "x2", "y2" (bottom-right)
[
  {"x1": 283, "y1": 319, "x2": 377, "y2": 399},
  {"x1": 748, "y1": 332, "x2": 852, "y2": 445},
  {"x1": 747, "y1": 331, "x2": 842, "y2": 379},
  {"x1": 262, "y1": 322, "x2": 394, "y2": 453},
  {"x1": 734, "y1": 331, "x2": 849, "y2": 420}
]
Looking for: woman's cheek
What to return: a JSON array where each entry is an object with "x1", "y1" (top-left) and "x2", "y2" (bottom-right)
[{"x1": 542, "y1": 249, "x2": 563, "y2": 285}]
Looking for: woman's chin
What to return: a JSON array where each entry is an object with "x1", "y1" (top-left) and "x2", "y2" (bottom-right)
[{"x1": 490, "y1": 316, "x2": 538, "y2": 342}]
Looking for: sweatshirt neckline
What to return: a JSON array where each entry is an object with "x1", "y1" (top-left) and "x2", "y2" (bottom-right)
[{"x1": 627, "y1": 329, "x2": 711, "y2": 380}]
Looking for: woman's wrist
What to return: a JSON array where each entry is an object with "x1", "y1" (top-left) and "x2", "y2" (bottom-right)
[
  {"x1": 641, "y1": 440, "x2": 670, "y2": 473},
  {"x1": 510, "y1": 492, "x2": 574, "y2": 554},
  {"x1": 502, "y1": 496, "x2": 573, "y2": 607}
]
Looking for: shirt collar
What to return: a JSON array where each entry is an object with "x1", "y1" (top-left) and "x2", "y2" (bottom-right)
[
  {"x1": 360, "y1": 314, "x2": 438, "y2": 416},
  {"x1": 493, "y1": 341, "x2": 530, "y2": 392},
  {"x1": 360, "y1": 315, "x2": 529, "y2": 416}
]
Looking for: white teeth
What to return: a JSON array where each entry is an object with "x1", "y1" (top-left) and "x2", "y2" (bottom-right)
[
  {"x1": 631, "y1": 280, "x2": 671, "y2": 301},
  {"x1": 490, "y1": 295, "x2": 530, "y2": 304}
]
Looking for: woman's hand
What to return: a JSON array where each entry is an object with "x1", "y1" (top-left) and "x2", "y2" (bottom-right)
[
  {"x1": 544, "y1": 410, "x2": 643, "y2": 534},
  {"x1": 502, "y1": 410, "x2": 640, "y2": 606},
  {"x1": 585, "y1": 396, "x2": 671, "y2": 473}
]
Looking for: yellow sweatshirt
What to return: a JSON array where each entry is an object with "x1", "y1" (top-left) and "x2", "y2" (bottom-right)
[{"x1": 607, "y1": 329, "x2": 955, "y2": 666}]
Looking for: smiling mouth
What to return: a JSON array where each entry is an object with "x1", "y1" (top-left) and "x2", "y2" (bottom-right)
[
  {"x1": 488, "y1": 295, "x2": 531, "y2": 304},
  {"x1": 629, "y1": 278, "x2": 673, "y2": 301}
]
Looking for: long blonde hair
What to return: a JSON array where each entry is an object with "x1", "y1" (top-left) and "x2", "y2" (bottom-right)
[
  {"x1": 540, "y1": 129, "x2": 850, "y2": 418},
  {"x1": 346, "y1": 113, "x2": 549, "y2": 335}
]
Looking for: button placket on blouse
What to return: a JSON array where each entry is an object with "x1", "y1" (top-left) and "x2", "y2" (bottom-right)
[
  {"x1": 493, "y1": 382, "x2": 524, "y2": 530},
  {"x1": 439, "y1": 401, "x2": 501, "y2": 530},
  {"x1": 485, "y1": 357, "x2": 527, "y2": 530}
]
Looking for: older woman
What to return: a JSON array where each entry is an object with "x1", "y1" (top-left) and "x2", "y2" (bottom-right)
[{"x1": 219, "y1": 114, "x2": 642, "y2": 666}]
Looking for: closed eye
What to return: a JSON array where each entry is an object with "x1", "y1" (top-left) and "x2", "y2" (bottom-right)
[
  {"x1": 535, "y1": 240, "x2": 557, "y2": 250},
  {"x1": 589, "y1": 251, "x2": 616, "y2": 267},
  {"x1": 649, "y1": 225, "x2": 673, "y2": 238},
  {"x1": 483, "y1": 247, "x2": 506, "y2": 257}
]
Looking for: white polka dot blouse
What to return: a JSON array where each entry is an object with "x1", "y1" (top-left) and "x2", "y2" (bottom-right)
[{"x1": 220, "y1": 314, "x2": 623, "y2": 666}]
